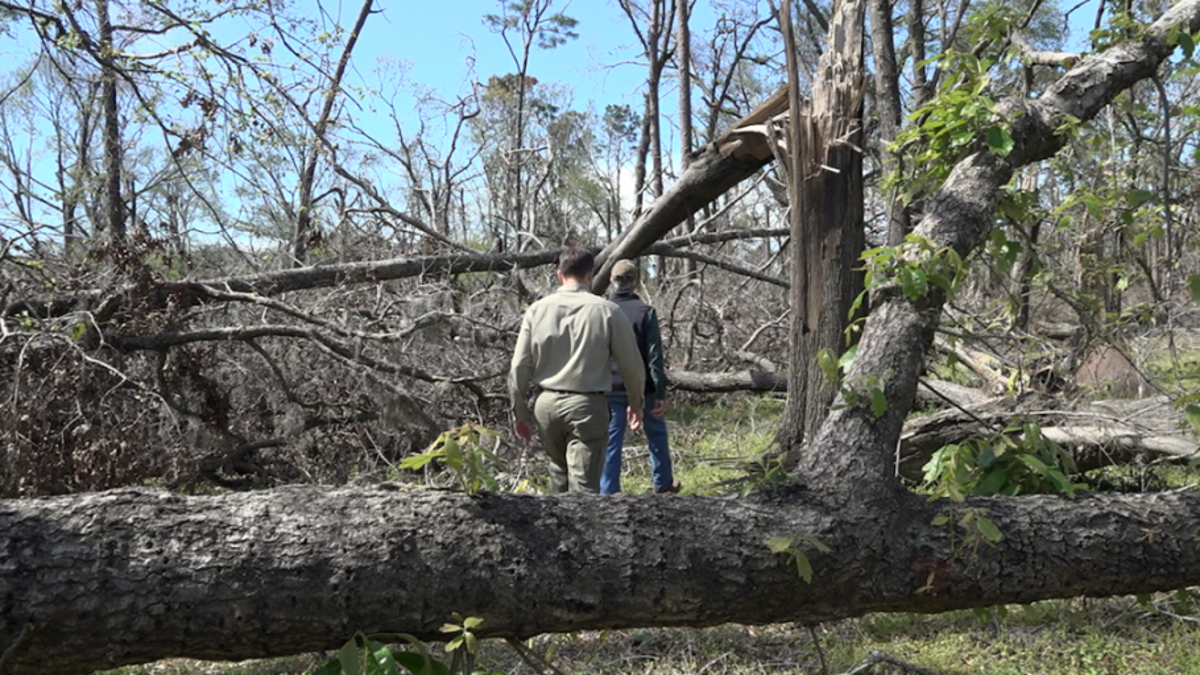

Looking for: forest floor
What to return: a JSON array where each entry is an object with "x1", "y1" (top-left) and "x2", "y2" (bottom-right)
[{"x1": 110, "y1": 382, "x2": 1200, "y2": 675}]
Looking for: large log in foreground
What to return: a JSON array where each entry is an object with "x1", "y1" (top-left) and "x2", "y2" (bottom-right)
[{"x1": 4, "y1": 486, "x2": 1200, "y2": 675}]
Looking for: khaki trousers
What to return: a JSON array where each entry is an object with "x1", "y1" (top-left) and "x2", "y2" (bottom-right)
[{"x1": 533, "y1": 391, "x2": 610, "y2": 493}]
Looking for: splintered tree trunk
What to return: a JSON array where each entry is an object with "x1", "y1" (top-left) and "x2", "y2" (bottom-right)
[
  {"x1": 3, "y1": 3, "x2": 1200, "y2": 674},
  {"x1": 776, "y1": 0, "x2": 867, "y2": 450}
]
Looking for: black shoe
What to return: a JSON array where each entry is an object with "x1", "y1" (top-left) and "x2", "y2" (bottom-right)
[{"x1": 655, "y1": 479, "x2": 682, "y2": 494}]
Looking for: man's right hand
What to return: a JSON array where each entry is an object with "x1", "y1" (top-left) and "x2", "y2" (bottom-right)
[
  {"x1": 627, "y1": 407, "x2": 644, "y2": 432},
  {"x1": 514, "y1": 419, "x2": 534, "y2": 442},
  {"x1": 651, "y1": 398, "x2": 668, "y2": 418}
]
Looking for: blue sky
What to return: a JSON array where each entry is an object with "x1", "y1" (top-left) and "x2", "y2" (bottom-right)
[{"x1": 331, "y1": 0, "x2": 667, "y2": 117}]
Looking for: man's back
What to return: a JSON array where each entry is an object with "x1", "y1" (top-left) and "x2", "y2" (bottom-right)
[
  {"x1": 520, "y1": 284, "x2": 632, "y2": 394},
  {"x1": 509, "y1": 283, "x2": 646, "y2": 424}
]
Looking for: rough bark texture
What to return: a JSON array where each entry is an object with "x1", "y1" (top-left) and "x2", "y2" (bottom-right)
[
  {"x1": 867, "y1": 0, "x2": 909, "y2": 246},
  {"x1": 797, "y1": 0, "x2": 1200, "y2": 501},
  {"x1": 776, "y1": 0, "x2": 867, "y2": 449},
  {"x1": 96, "y1": 0, "x2": 125, "y2": 243},
  {"x1": 6, "y1": 486, "x2": 1200, "y2": 675}
]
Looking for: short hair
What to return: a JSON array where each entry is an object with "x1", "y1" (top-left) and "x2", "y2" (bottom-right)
[
  {"x1": 611, "y1": 259, "x2": 640, "y2": 290},
  {"x1": 558, "y1": 246, "x2": 595, "y2": 280}
]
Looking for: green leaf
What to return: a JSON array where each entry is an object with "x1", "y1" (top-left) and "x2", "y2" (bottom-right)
[
  {"x1": 900, "y1": 267, "x2": 928, "y2": 300},
  {"x1": 975, "y1": 466, "x2": 1009, "y2": 496},
  {"x1": 398, "y1": 451, "x2": 442, "y2": 471},
  {"x1": 975, "y1": 516, "x2": 1004, "y2": 543},
  {"x1": 1185, "y1": 404, "x2": 1200, "y2": 433},
  {"x1": 931, "y1": 515, "x2": 950, "y2": 527},
  {"x1": 1188, "y1": 275, "x2": 1200, "y2": 302},
  {"x1": 313, "y1": 657, "x2": 344, "y2": 675},
  {"x1": 986, "y1": 125, "x2": 1014, "y2": 156},
  {"x1": 799, "y1": 535, "x2": 832, "y2": 553},
  {"x1": 365, "y1": 644, "x2": 393, "y2": 675},
  {"x1": 1181, "y1": 31, "x2": 1195, "y2": 59},
  {"x1": 442, "y1": 437, "x2": 462, "y2": 469},
  {"x1": 870, "y1": 388, "x2": 889, "y2": 418},
  {"x1": 462, "y1": 616, "x2": 484, "y2": 629},
  {"x1": 1126, "y1": 189, "x2": 1154, "y2": 207},
  {"x1": 817, "y1": 349, "x2": 839, "y2": 383},
  {"x1": 1016, "y1": 454, "x2": 1050, "y2": 475},
  {"x1": 445, "y1": 635, "x2": 464, "y2": 653},
  {"x1": 393, "y1": 652, "x2": 451, "y2": 675},
  {"x1": 794, "y1": 551, "x2": 814, "y2": 583},
  {"x1": 464, "y1": 632, "x2": 479, "y2": 654},
  {"x1": 339, "y1": 638, "x2": 363, "y2": 675},
  {"x1": 837, "y1": 345, "x2": 858, "y2": 372},
  {"x1": 765, "y1": 535, "x2": 795, "y2": 554}
]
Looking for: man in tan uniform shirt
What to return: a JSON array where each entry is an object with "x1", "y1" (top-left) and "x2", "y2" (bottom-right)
[{"x1": 509, "y1": 247, "x2": 646, "y2": 493}]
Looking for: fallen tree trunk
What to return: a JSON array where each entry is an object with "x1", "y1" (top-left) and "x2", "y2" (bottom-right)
[
  {"x1": 591, "y1": 89, "x2": 787, "y2": 294},
  {"x1": 1, "y1": 228, "x2": 788, "y2": 321},
  {"x1": 668, "y1": 368, "x2": 788, "y2": 393},
  {"x1": 899, "y1": 395, "x2": 1200, "y2": 478},
  {"x1": 5, "y1": 486, "x2": 1200, "y2": 675}
]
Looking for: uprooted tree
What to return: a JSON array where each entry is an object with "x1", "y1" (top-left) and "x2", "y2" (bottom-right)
[{"x1": 4, "y1": 1, "x2": 1200, "y2": 674}]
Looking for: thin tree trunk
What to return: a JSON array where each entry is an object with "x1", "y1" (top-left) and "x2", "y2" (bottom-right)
[
  {"x1": 97, "y1": 0, "x2": 125, "y2": 243},
  {"x1": 869, "y1": 0, "x2": 910, "y2": 246},
  {"x1": 678, "y1": 0, "x2": 697, "y2": 276},
  {"x1": 291, "y1": 0, "x2": 374, "y2": 266}
]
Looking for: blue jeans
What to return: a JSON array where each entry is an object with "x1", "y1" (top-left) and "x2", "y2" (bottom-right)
[{"x1": 602, "y1": 394, "x2": 673, "y2": 494}]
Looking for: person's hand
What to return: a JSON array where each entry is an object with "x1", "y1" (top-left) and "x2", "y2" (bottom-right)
[
  {"x1": 514, "y1": 419, "x2": 534, "y2": 442},
  {"x1": 651, "y1": 399, "x2": 668, "y2": 418},
  {"x1": 627, "y1": 407, "x2": 644, "y2": 432}
]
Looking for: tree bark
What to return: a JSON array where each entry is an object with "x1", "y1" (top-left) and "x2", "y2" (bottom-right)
[
  {"x1": 592, "y1": 88, "x2": 787, "y2": 295},
  {"x1": 677, "y1": 0, "x2": 697, "y2": 276},
  {"x1": 776, "y1": 0, "x2": 867, "y2": 449},
  {"x1": 6, "y1": 486, "x2": 1200, "y2": 675},
  {"x1": 867, "y1": 0, "x2": 910, "y2": 246},
  {"x1": 96, "y1": 0, "x2": 125, "y2": 243}
]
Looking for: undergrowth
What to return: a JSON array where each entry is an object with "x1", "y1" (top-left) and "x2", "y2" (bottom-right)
[{"x1": 109, "y1": 594, "x2": 1200, "y2": 675}]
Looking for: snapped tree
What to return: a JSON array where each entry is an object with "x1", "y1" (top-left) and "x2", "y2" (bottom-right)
[{"x1": 3, "y1": 2, "x2": 1200, "y2": 675}]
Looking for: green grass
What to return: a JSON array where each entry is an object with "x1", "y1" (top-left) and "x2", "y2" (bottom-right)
[
  {"x1": 1145, "y1": 333, "x2": 1200, "y2": 395},
  {"x1": 613, "y1": 395, "x2": 785, "y2": 495},
  {"x1": 111, "y1": 595, "x2": 1200, "y2": 674}
]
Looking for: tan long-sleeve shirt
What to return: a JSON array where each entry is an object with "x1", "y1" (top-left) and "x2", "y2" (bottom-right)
[{"x1": 509, "y1": 283, "x2": 646, "y2": 423}]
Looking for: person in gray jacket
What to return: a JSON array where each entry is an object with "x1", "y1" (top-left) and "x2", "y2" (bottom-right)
[{"x1": 601, "y1": 259, "x2": 680, "y2": 494}]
